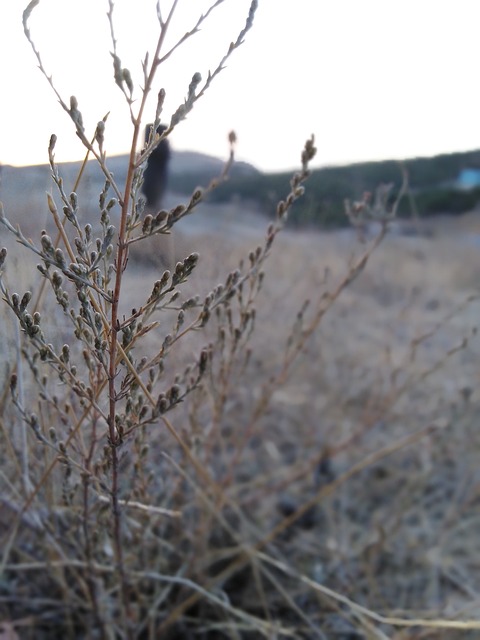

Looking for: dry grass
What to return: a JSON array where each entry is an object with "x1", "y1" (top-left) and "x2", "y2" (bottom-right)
[
  {"x1": 2, "y1": 0, "x2": 480, "y2": 637},
  {"x1": 4, "y1": 195, "x2": 480, "y2": 638}
]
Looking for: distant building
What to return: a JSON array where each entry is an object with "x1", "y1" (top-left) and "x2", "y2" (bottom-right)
[{"x1": 456, "y1": 168, "x2": 480, "y2": 190}]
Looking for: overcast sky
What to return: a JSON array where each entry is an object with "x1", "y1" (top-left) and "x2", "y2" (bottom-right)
[{"x1": 1, "y1": 0, "x2": 480, "y2": 172}]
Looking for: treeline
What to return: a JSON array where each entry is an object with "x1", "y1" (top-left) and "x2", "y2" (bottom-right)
[{"x1": 171, "y1": 149, "x2": 480, "y2": 228}]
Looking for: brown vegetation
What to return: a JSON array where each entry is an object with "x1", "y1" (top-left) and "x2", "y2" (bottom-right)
[{"x1": 1, "y1": 2, "x2": 480, "y2": 638}]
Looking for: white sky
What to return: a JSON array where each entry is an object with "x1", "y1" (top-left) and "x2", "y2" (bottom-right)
[{"x1": 1, "y1": 0, "x2": 480, "y2": 172}]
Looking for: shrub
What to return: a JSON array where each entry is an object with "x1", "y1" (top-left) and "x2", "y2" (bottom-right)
[{"x1": 1, "y1": 2, "x2": 479, "y2": 639}]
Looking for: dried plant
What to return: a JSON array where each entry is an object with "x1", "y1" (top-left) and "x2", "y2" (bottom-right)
[{"x1": 1, "y1": 2, "x2": 479, "y2": 639}]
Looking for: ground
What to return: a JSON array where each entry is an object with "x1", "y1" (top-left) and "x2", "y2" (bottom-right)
[{"x1": 1, "y1": 188, "x2": 480, "y2": 637}]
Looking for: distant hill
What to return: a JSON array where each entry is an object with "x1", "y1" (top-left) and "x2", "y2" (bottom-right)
[
  {"x1": 0, "y1": 149, "x2": 258, "y2": 204},
  {"x1": 0, "y1": 149, "x2": 259, "y2": 234},
  {"x1": 207, "y1": 149, "x2": 480, "y2": 227},
  {"x1": 2, "y1": 147, "x2": 480, "y2": 230}
]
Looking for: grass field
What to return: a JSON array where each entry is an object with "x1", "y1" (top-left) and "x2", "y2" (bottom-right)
[{"x1": 2, "y1": 183, "x2": 480, "y2": 637}]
